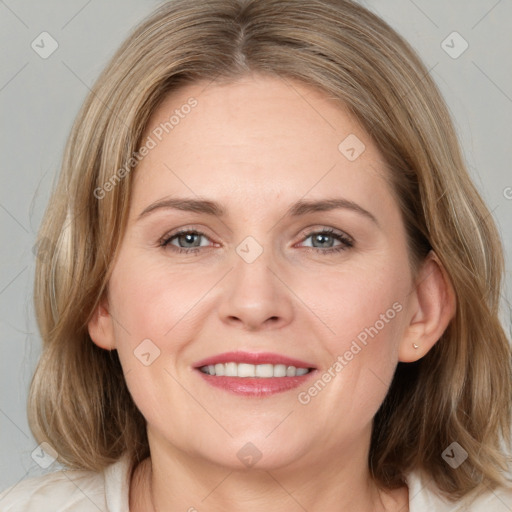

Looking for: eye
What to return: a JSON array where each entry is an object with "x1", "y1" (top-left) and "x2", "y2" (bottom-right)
[
  {"x1": 298, "y1": 228, "x2": 353, "y2": 254},
  {"x1": 159, "y1": 227, "x2": 354, "y2": 255},
  {"x1": 160, "y1": 229, "x2": 213, "y2": 254}
]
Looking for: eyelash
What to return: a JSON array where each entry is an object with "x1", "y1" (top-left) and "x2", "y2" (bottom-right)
[{"x1": 159, "y1": 228, "x2": 354, "y2": 255}]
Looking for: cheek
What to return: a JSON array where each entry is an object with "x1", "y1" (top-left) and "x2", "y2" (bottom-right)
[
  {"x1": 305, "y1": 259, "x2": 407, "y2": 354},
  {"x1": 109, "y1": 256, "x2": 213, "y2": 341},
  {"x1": 107, "y1": 259, "x2": 207, "y2": 436},
  {"x1": 107, "y1": 255, "x2": 226, "y2": 397},
  {"x1": 298, "y1": 262, "x2": 407, "y2": 420}
]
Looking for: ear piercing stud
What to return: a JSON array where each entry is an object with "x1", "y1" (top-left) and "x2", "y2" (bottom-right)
[{"x1": 412, "y1": 343, "x2": 419, "y2": 349}]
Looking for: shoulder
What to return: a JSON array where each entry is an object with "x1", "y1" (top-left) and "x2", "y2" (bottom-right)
[
  {"x1": 0, "y1": 454, "x2": 132, "y2": 512},
  {"x1": 406, "y1": 470, "x2": 512, "y2": 511},
  {"x1": 0, "y1": 467, "x2": 106, "y2": 512}
]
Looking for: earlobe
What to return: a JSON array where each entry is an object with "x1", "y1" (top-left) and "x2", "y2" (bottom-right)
[
  {"x1": 88, "y1": 296, "x2": 116, "y2": 350},
  {"x1": 398, "y1": 250, "x2": 456, "y2": 363}
]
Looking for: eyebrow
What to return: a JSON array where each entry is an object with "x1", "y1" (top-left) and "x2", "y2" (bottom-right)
[{"x1": 137, "y1": 197, "x2": 379, "y2": 226}]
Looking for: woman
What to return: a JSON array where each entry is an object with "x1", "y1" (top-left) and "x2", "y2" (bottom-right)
[{"x1": 1, "y1": 0, "x2": 511, "y2": 510}]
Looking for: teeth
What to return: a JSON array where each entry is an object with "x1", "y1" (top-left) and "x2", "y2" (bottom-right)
[
  {"x1": 200, "y1": 363, "x2": 311, "y2": 377},
  {"x1": 256, "y1": 364, "x2": 274, "y2": 377},
  {"x1": 238, "y1": 363, "x2": 255, "y2": 377},
  {"x1": 274, "y1": 364, "x2": 286, "y2": 377}
]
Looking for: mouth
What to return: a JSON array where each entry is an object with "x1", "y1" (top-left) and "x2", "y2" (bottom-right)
[{"x1": 193, "y1": 351, "x2": 316, "y2": 396}]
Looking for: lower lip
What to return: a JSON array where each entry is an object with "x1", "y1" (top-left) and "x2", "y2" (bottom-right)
[{"x1": 196, "y1": 369, "x2": 316, "y2": 396}]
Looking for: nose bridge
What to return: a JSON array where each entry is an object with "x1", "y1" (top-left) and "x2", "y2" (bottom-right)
[
  {"x1": 217, "y1": 233, "x2": 294, "y2": 329},
  {"x1": 232, "y1": 233, "x2": 279, "y2": 302}
]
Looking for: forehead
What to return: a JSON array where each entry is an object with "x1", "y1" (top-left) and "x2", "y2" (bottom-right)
[{"x1": 131, "y1": 74, "x2": 395, "y2": 219}]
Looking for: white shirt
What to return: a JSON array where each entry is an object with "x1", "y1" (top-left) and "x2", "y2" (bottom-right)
[{"x1": 1, "y1": 453, "x2": 512, "y2": 511}]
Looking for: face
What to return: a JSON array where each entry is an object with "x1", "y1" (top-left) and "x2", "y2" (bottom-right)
[{"x1": 90, "y1": 74, "x2": 421, "y2": 471}]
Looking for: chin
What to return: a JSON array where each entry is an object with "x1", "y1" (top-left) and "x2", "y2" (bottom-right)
[{"x1": 191, "y1": 432, "x2": 311, "y2": 472}]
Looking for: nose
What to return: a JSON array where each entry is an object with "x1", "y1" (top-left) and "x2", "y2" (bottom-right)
[{"x1": 217, "y1": 243, "x2": 295, "y2": 332}]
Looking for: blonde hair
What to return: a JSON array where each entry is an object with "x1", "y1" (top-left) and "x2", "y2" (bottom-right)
[{"x1": 29, "y1": 0, "x2": 511, "y2": 501}]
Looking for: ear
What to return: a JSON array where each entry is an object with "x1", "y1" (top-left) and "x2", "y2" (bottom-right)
[
  {"x1": 88, "y1": 294, "x2": 116, "y2": 350},
  {"x1": 398, "y1": 250, "x2": 456, "y2": 362}
]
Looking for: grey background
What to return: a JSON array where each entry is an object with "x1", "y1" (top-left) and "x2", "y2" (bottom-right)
[{"x1": 1, "y1": 0, "x2": 511, "y2": 491}]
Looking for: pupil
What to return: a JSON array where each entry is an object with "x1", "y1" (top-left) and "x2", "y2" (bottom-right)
[
  {"x1": 315, "y1": 234, "x2": 332, "y2": 248},
  {"x1": 181, "y1": 233, "x2": 199, "y2": 247}
]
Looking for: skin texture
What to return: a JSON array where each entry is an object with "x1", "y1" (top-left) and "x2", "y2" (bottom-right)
[{"x1": 89, "y1": 73, "x2": 456, "y2": 511}]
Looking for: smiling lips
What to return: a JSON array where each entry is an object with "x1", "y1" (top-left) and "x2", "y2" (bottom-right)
[{"x1": 194, "y1": 351, "x2": 316, "y2": 396}]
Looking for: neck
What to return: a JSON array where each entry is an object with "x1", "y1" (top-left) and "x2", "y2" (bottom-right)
[{"x1": 129, "y1": 427, "x2": 408, "y2": 512}]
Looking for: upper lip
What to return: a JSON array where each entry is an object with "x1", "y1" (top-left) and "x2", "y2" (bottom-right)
[{"x1": 194, "y1": 351, "x2": 315, "y2": 369}]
